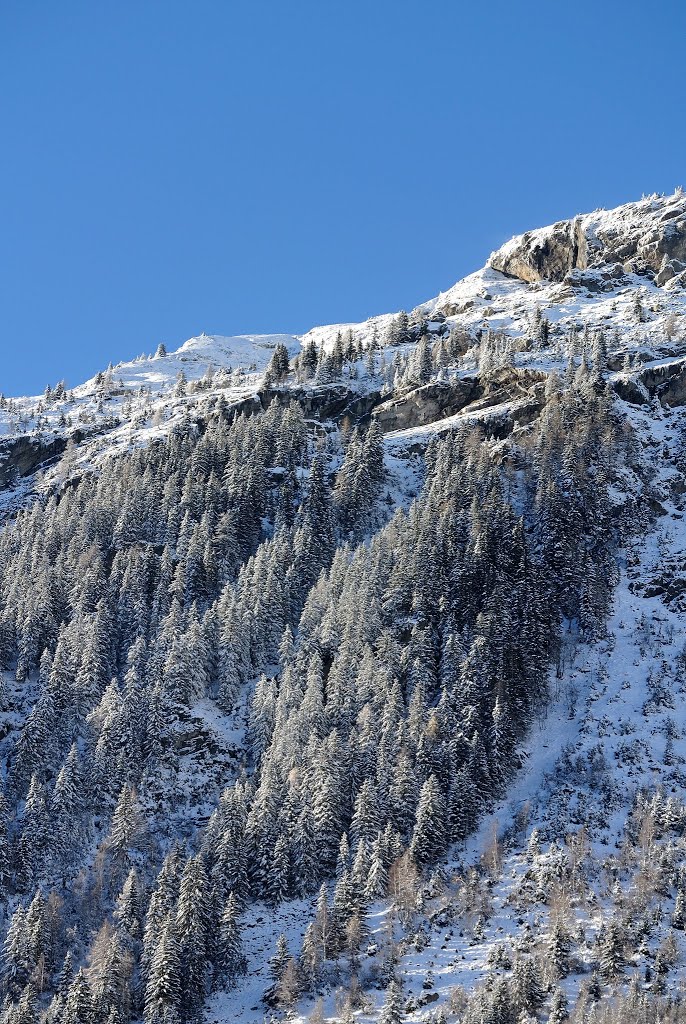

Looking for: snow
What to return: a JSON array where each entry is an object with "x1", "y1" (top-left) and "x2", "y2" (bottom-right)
[
  {"x1": 336, "y1": 397, "x2": 686, "y2": 1022},
  {"x1": 3, "y1": 191, "x2": 686, "y2": 1021},
  {"x1": 207, "y1": 899, "x2": 315, "y2": 1024},
  {"x1": 205, "y1": 391, "x2": 686, "y2": 1022},
  {"x1": 2, "y1": 191, "x2": 686, "y2": 517}
]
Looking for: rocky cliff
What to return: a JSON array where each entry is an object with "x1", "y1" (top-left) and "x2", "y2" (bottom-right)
[{"x1": 489, "y1": 191, "x2": 686, "y2": 289}]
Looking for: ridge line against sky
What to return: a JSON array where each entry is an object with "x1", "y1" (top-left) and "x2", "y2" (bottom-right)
[{"x1": 1, "y1": 0, "x2": 685, "y2": 396}]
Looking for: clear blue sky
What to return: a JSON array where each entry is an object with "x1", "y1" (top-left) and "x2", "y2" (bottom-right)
[{"x1": 1, "y1": 0, "x2": 685, "y2": 396}]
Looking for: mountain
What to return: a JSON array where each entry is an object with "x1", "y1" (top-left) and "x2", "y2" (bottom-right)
[{"x1": 1, "y1": 190, "x2": 686, "y2": 1024}]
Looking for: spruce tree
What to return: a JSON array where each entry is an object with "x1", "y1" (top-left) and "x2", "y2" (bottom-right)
[
  {"x1": 217, "y1": 894, "x2": 246, "y2": 986},
  {"x1": 379, "y1": 977, "x2": 404, "y2": 1024},
  {"x1": 144, "y1": 916, "x2": 181, "y2": 1024},
  {"x1": 411, "y1": 775, "x2": 447, "y2": 865},
  {"x1": 62, "y1": 970, "x2": 94, "y2": 1024}
]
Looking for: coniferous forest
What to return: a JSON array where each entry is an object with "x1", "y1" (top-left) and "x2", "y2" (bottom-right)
[
  {"x1": 2, "y1": 191, "x2": 686, "y2": 1024},
  {"x1": 0, "y1": 351, "x2": 628, "y2": 1022}
]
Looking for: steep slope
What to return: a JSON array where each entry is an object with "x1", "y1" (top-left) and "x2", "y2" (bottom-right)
[
  {"x1": 2, "y1": 189, "x2": 686, "y2": 508},
  {"x1": 1, "y1": 191, "x2": 686, "y2": 1024},
  {"x1": 357, "y1": 399, "x2": 686, "y2": 1022},
  {"x1": 206, "y1": 393, "x2": 686, "y2": 1024}
]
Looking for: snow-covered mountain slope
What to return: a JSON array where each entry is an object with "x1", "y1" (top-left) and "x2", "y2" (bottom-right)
[
  {"x1": 0, "y1": 332, "x2": 297, "y2": 450},
  {"x1": 204, "y1": 394, "x2": 686, "y2": 1024},
  {"x1": 3, "y1": 189, "x2": 686, "y2": 490},
  {"x1": 306, "y1": 191, "x2": 686, "y2": 352},
  {"x1": 4, "y1": 190, "x2": 686, "y2": 1024},
  {"x1": 362, "y1": 400, "x2": 686, "y2": 1020}
]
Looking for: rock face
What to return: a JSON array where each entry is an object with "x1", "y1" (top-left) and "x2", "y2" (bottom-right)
[
  {"x1": 612, "y1": 358, "x2": 686, "y2": 407},
  {"x1": 0, "y1": 434, "x2": 70, "y2": 488},
  {"x1": 637, "y1": 358, "x2": 686, "y2": 406},
  {"x1": 221, "y1": 384, "x2": 383, "y2": 428},
  {"x1": 256, "y1": 385, "x2": 382, "y2": 423},
  {"x1": 489, "y1": 218, "x2": 588, "y2": 285},
  {"x1": 374, "y1": 379, "x2": 478, "y2": 431},
  {"x1": 489, "y1": 192, "x2": 686, "y2": 288},
  {"x1": 372, "y1": 369, "x2": 547, "y2": 434}
]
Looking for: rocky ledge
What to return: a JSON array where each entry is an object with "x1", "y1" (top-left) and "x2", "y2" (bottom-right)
[{"x1": 489, "y1": 192, "x2": 686, "y2": 289}]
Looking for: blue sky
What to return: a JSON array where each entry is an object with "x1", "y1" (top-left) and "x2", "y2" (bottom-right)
[{"x1": 1, "y1": 0, "x2": 685, "y2": 396}]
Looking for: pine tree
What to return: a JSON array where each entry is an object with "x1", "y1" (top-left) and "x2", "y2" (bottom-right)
[
  {"x1": 264, "y1": 934, "x2": 290, "y2": 1005},
  {"x1": 114, "y1": 867, "x2": 142, "y2": 941},
  {"x1": 108, "y1": 783, "x2": 142, "y2": 862},
  {"x1": 58, "y1": 951, "x2": 75, "y2": 996},
  {"x1": 16, "y1": 776, "x2": 49, "y2": 890},
  {"x1": 175, "y1": 855, "x2": 211, "y2": 1017},
  {"x1": 217, "y1": 894, "x2": 246, "y2": 986},
  {"x1": 365, "y1": 838, "x2": 389, "y2": 901},
  {"x1": 144, "y1": 916, "x2": 181, "y2": 1024},
  {"x1": 411, "y1": 775, "x2": 447, "y2": 865},
  {"x1": 142, "y1": 849, "x2": 183, "y2": 982},
  {"x1": 599, "y1": 922, "x2": 625, "y2": 980},
  {"x1": 264, "y1": 343, "x2": 290, "y2": 385},
  {"x1": 588, "y1": 972, "x2": 602, "y2": 1001},
  {"x1": 547, "y1": 923, "x2": 571, "y2": 977},
  {"x1": 50, "y1": 744, "x2": 83, "y2": 874},
  {"x1": 547, "y1": 987, "x2": 568, "y2": 1024},
  {"x1": 25, "y1": 889, "x2": 48, "y2": 981},
  {"x1": 266, "y1": 834, "x2": 290, "y2": 905},
  {"x1": 379, "y1": 977, "x2": 404, "y2": 1024},
  {"x1": 13, "y1": 983, "x2": 38, "y2": 1024},
  {"x1": 415, "y1": 336, "x2": 433, "y2": 385},
  {"x1": 3, "y1": 906, "x2": 31, "y2": 996},
  {"x1": 62, "y1": 970, "x2": 94, "y2": 1024},
  {"x1": 511, "y1": 957, "x2": 545, "y2": 1014}
]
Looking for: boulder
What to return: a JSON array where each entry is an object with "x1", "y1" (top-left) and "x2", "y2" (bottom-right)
[
  {"x1": 657, "y1": 256, "x2": 686, "y2": 286},
  {"x1": 613, "y1": 358, "x2": 686, "y2": 407},
  {"x1": 612, "y1": 376, "x2": 650, "y2": 406}
]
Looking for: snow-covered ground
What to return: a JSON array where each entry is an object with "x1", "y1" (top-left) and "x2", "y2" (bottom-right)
[
  {"x1": 3, "y1": 192, "x2": 686, "y2": 502},
  {"x1": 372, "y1": 401, "x2": 686, "y2": 1019},
  {"x1": 209, "y1": 394, "x2": 686, "y2": 1023},
  {"x1": 3, "y1": 190, "x2": 686, "y2": 1023}
]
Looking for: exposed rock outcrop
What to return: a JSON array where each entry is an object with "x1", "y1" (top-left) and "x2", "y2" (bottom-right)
[
  {"x1": 612, "y1": 357, "x2": 686, "y2": 407},
  {"x1": 373, "y1": 368, "x2": 546, "y2": 434},
  {"x1": 489, "y1": 192, "x2": 686, "y2": 288},
  {"x1": 373, "y1": 378, "x2": 478, "y2": 432},
  {"x1": 0, "y1": 433, "x2": 71, "y2": 488},
  {"x1": 489, "y1": 218, "x2": 588, "y2": 284},
  {"x1": 255, "y1": 384, "x2": 382, "y2": 422}
]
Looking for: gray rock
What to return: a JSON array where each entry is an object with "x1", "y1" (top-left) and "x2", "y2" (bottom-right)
[
  {"x1": 613, "y1": 358, "x2": 686, "y2": 407},
  {"x1": 490, "y1": 218, "x2": 587, "y2": 284},
  {"x1": 489, "y1": 196, "x2": 686, "y2": 288},
  {"x1": 656, "y1": 256, "x2": 686, "y2": 286},
  {"x1": 372, "y1": 369, "x2": 547, "y2": 434},
  {"x1": 374, "y1": 378, "x2": 478, "y2": 432}
]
